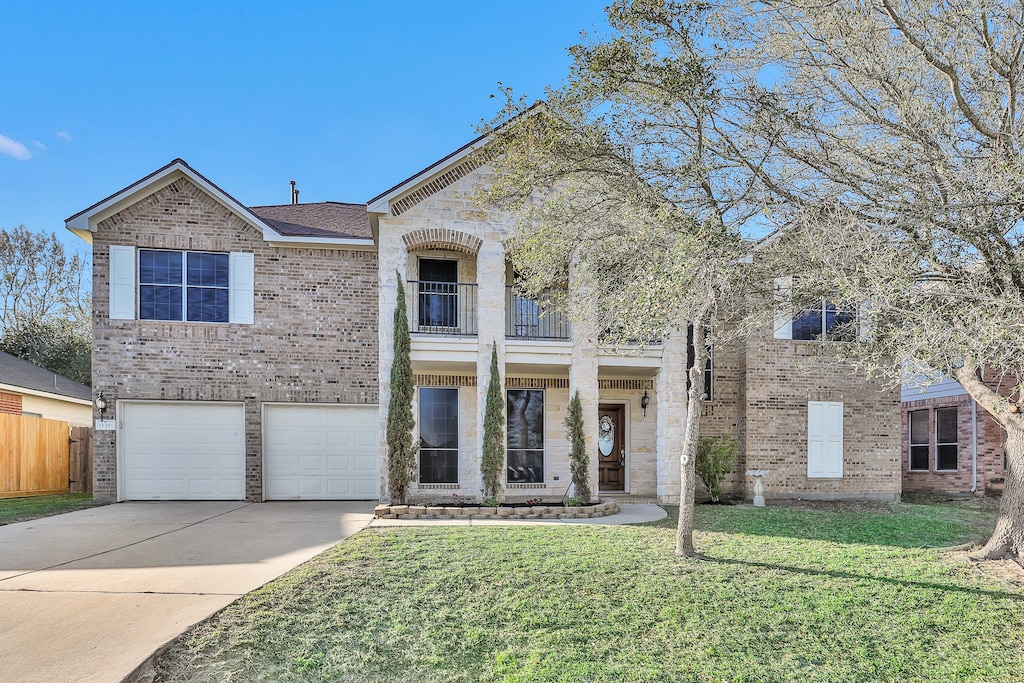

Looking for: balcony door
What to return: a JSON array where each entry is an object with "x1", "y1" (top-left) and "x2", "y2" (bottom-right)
[{"x1": 418, "y1": 258, "x2": 458, "y2": 329}]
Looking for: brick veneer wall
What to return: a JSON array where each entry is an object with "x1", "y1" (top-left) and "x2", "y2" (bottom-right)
[
  {"x1": 741, "y1": 333, "x2": 901, "y2": 499},
  {"x1": 91, "y1": 177, "x2": 378, "y2": 501},
  {"x1": 0, "y1": 391, "x2": 22, "y2": 414},
  {"x1": 901, "y1": 393, "x2": 1006, "y2": 495}
]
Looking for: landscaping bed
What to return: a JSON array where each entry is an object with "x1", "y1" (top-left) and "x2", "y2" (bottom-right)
[{"x1": 374, "y1": 500, "x2": 620, "y2": 520}]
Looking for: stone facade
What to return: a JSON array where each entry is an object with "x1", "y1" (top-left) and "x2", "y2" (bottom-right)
[
  {"x1": 374, "y1": 163, "x2": 902, "y2": 505},
  {"x1": 90, "y1": 177, "x2": 378, "y2": 501},
  {"x1": 902, "y1": 393, "x2": 1006, "y2": 495}
]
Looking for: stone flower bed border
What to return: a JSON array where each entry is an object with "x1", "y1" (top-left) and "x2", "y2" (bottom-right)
[{"x1": 374, "y1": 501, "x2": 620, "y2": 520}]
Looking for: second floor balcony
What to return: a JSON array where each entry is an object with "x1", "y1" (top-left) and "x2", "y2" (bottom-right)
[
  {"x1": 506, "y1": 287, "x2": 572, "y2": 340},
  {"x1": 408, "y1": 280, "x2": 478, "y2": 336}
]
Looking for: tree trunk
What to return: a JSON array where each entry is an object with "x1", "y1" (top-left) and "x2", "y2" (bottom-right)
[
  {"x1": 951, "y1": 365, "x2": 1024, "y2": 564},
  {"x1": 676, "y1": 305, "x2": 712, "y2": 557}
]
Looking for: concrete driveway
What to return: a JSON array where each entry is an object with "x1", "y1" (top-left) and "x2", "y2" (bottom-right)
[{"x1": 0, "y1": 501, "x2": 374, "y2": 683}]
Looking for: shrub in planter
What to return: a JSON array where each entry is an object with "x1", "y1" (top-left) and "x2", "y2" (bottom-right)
[{"x1": 695, "y1": 436, "x2": 739, "y2": 503}]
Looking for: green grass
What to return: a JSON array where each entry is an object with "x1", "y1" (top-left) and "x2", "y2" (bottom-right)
[
  {"x1": 153, "y1": 502, "x2": 1022, "y2": 683},
  {"x1": 0, "y1": 493, "x2": 105, "y2": 525}
]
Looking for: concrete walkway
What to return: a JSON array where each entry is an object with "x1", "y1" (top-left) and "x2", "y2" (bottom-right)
[
  {"x1": 368, "y1": 503, "x2": 667, "y2": 527},
  {"x1": 0, "y1": 501, "x2": 374, "y2": 683}
]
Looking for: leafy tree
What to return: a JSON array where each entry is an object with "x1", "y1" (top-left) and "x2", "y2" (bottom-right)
[
  {"x1": 386, "y1": 272, "x2": 417, "y2": 503},
  {"x1": 0, "y1": 317, "x2": 91, "y2": 386},
  {"x1": 0, "y1": 226, "x2": 89, "y2": 329},
  {"x1": 480, "y1": 4, "x2": 759, "y2": 556},
  {"x1": 565, "y1": 391, "x2": 592, "y2": 504},
  {"x1": 0, "y1": 226, "x2": 91, "y2": 384},
  {"x1": 481, "y1": 342, "x2": 505, "y2": 499}
]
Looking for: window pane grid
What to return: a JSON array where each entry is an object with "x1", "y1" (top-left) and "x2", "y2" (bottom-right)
[
  {"x1": 138, "y1": 250, "x2": 229, "y2": 322},
  {"x1": 419, "y1": 388, "x2": 459, "y2": 484},
  {"x1": 935, "y1": 407, "x2": 958, "y2": 470},
  {"x1": 908, "y1": 410, "x2": 930, "y2": 471}
]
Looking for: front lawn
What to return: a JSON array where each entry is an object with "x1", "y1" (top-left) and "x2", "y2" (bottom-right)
[
  {"x1": 152, "y1": 502, "x2": 1022, "y2": 683},
  {"x1": 0, "y1": 493, "x2": 104, "y2": 526}
]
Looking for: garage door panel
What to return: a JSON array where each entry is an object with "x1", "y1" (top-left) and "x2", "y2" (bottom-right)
[
  {"x1": 265, "y1": 405, "x2": 378, "y2": 500},
  {"x1": 122, "y1": 402, "x2": 245, "y2": 501}
]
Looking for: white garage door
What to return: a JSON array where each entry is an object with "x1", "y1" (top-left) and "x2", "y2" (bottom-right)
[
  {"x1": 121, "y1": 402, "x2": 245, "y2": 500},
  {"x1": 264, "y1": 404, "x2": 378, "y2": 500}
]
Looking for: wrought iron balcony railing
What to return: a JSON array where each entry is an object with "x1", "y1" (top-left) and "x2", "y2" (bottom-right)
[
  {"x1": 506, "y1": 287, "x2": 572, "y2": 340},
  {"x1": 407, "y1": 280, "x2": 478, "y2": 336}
]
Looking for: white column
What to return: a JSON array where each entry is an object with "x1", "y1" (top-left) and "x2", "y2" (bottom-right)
[
  {"x1": 475, "y1": 235, "x2": 506, "y2": 500},
  {"x1": 656, "y1": 329, "x2": 687, "y2": 503},
  {"x1": 377, "y1": 222, "x2": 409, "y2": 501}
]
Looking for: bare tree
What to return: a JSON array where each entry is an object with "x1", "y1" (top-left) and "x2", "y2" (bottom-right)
[{"x1": 707, "y1": 0, "x2": 1024, "y2": 563}]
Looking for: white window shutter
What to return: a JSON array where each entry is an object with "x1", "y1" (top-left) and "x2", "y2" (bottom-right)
[
  {"x1": 108, "y1": 245, "x2": 136, "y2": 319},
  {"x1": 229, "y1": 252, "x2": 255, "y2": 324},
  {"x1": 773, "y1": 276, "x2": 793, "y2": 339},
  {"x1": 808, "y1": 401, "x2": 844, "y2": 478}
]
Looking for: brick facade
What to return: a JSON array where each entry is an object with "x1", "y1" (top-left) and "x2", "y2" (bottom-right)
[
  {"x1": 0, "y1": 391, "x2": 22, "y2": 414},
  {"x1": 91, "y1": 177, "x2": 378, "y2": 501},
  {"x1": 901, "y1": 394, "x2": 1006, "y2": 495}
]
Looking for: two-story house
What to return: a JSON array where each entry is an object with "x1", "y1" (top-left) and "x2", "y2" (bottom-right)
[{"x1": 68, "y1": 128, "x2": 902, "y2": 504}]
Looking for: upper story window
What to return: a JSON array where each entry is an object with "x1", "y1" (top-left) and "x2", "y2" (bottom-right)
[
  {"x1": 108, "y1": 245, "x2": 254, "y2": 324},
  {"x1": 773, "y1": 277, "x2": 859, "y2": 341},
  {"x1": 792, "y1": 302, "x2": 856, "y2": 341},
  {"x1": 139, "y1": 250, "x2": 230, "y2": 322}
]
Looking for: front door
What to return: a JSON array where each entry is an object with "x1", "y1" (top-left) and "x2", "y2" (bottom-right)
[{"x1": 597, "y1": 403, "x2": 625, "y2": 491}]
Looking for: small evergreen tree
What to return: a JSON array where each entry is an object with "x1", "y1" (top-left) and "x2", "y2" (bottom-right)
[
  {"x1": 481, "y1": 342, "x2": 504, "y2": 499},
  {"x1": 565, "y1": 390, "x2": 591, "y2": 503},
  {"x1": 386, "y1": 272, "x2": 416, "y2": 503}
]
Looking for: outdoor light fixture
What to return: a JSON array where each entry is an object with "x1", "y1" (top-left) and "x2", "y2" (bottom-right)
[
  {"x1": 95, "y1": 391, "x2": 107, "y2": 418},
  {"x1": 641, "y1": 390, "x2": 650, "y2": 417}
]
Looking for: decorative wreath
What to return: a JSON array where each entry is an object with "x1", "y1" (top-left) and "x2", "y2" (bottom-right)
[{"x1": 598, "y1": 415, "x2": 615, "y2": 457}]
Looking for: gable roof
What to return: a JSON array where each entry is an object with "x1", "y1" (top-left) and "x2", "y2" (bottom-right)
[
  {"x1": 66, "y1": 159, "x2": 374, "y2": 249},
  {"x1": 0, "y1": 351, "x2": 92, "y2": 403},
  {"x1": 367, "y1": 101, "x2": 545, "y2": 217},
  {"x1": 249, "y1": 202, "x2": 371, "y2": 239}
]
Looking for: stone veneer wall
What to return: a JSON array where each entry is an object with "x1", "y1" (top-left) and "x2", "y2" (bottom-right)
[
  {"x1": 91, "y1": 178, "x2": 379, "y2": 501},
  {"x1": 741, "y1": 331, "x2": 901, "y2": 499},
  {"x1": 901, "y1": 393, "x2": 1006, "y2": 495}
]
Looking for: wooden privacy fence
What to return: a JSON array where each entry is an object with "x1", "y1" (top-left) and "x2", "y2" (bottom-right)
[{"x1": 0, "y1": 413, "x2": 92, "y2": 498}]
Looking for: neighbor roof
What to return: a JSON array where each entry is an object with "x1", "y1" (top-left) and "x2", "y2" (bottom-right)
[
  {"x1": 0, "y1": 351, "x2": 91, "y2": 402},
  {"x1": 249, "y1": 203, "x2": 371, "y2": 239}
]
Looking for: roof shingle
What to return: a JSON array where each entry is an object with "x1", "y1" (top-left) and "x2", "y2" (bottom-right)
[
  {"x1": 249, "y1": 202, "x2": 371, "y2": 239},
  {"x1": 0, "y1": 351, "x2": 91, "y2": 401}
]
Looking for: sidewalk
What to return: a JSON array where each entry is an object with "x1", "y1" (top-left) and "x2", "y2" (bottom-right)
[{"x1": 368, "y1": 503, "x2": 667, "y2": 527}]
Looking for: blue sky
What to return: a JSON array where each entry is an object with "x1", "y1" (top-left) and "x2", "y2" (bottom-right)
[{"x1": 1, "y1": 1, "x2": 609, "y2": 250}]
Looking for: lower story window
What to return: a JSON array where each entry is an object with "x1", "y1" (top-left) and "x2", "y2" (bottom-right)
[
  {"x1": 935, "y1": 406, "x2": 958, "y2": 470},
  {"x1": 419, "y1": 387, "x2": 459, "y2": 484},
  {"x1": 507, "y1": 389, "x2": 544, "y2": 483},
  {"x1": 908, "y1": 410, "x2": 929, "y2": 471}
]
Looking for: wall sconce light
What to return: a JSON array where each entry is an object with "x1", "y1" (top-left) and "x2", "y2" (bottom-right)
[
  {"x1": 641, "y1": 390, "x2": 650, "y2": 417},
  {"x1": 95, "y1": 391, "x2": 108, "y2": 418}
]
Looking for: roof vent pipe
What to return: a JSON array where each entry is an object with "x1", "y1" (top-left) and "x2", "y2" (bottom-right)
[{"x1": 290, "y1": 180, "x2": 299, "y2": 205}]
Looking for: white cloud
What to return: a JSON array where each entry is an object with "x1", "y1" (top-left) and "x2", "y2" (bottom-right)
[
  {"x1": 0, "y1": 134, "x2": 31, "y2": 160},
  {"x1": 32, "y1": 140, "x2": 47, "y2": 150},
  {"x1": 56, "y1": 130, "x2": 72, "y2": 141}
]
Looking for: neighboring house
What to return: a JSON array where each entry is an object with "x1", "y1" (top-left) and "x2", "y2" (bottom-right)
[
  {"x1": 67, "y1": 132, "x2": 901, "y2": 504},
  {"x1": 0, "y1": 350, "x2": 92, "y2": 425},
  {"x1": 902, "y1": 378, "x2": 1006, "y2": 495}
]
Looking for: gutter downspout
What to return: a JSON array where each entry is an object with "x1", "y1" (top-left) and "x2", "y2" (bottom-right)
[{"x1": 971, "y1": 399, "x2": 978, "y2": 493}]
